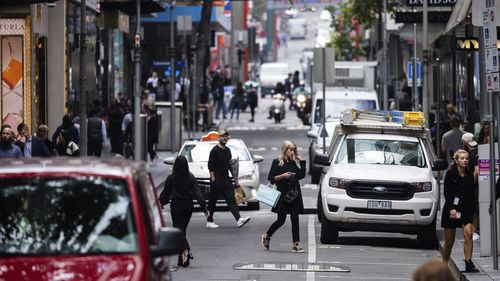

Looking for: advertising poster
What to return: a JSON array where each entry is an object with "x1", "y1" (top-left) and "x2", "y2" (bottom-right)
[
  {"x1": 478, "y1": 159, "x2": 500, "y2": 181},
  {"x1": 0, "y1": 19, "x2": 25, "y2": 133}
]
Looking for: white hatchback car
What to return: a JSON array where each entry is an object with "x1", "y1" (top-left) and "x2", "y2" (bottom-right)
[{"x1": 164, "y1": 132, "x2": 263, "y2": 210}]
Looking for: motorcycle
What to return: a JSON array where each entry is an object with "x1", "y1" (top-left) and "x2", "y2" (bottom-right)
[
  {"x1": 268, "y1": 90, "x2": 286, "y2": 123},
  {"x1": 293, "y1": 92, "x2": 311, "y2": 125}
]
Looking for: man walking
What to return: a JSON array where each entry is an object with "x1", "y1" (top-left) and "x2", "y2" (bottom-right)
[
  {"x1": 206, "y1": 129, "x2": 250, "y2": 228},
  {"x1": 0, "y1": 125, "x2": 22, "y2": 159},
  {"x1": 87, "y1": 109, "x2": 107, "y2": 157}
]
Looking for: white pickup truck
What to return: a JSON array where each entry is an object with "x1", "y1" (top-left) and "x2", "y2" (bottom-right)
[{"x1": 314, "y1": 115, "x2": 448, "y2": 248}]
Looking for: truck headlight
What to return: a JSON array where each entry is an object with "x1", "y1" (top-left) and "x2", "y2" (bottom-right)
[
  {"x1": 413, "y1": 182, "x2": 432, "y2": 192},
  {"x1": 328, "y1": 177, "x2": 349, "y2": 189},
  {"x1": 239, "y1": 172, "x2": 255, "y2": 181}
]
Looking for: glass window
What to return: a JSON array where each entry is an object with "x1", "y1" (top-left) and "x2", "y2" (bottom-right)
[
  {"x1": 335, "y1": 138, "x2": 427, "y2": 168},
  {"x1": 180, "y1": 141, "x2": 251, "y2": 162},
  {"x1": 314, "y1": 98, "x2": 377, "y2": 123},
  {"x1": 0, "y1": 177, "x2": 138, "y2": 255}
]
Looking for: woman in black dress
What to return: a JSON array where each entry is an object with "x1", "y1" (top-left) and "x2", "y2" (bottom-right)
[
  {"x1": 261, "y1": 140, "x2": 306, "y2": 253},
  {"x1": 441, "y1": 149, "x2": 478, "y2": 272},
  {"x1": 159, "y1": 155, "x2": 209, "y2": 267}
]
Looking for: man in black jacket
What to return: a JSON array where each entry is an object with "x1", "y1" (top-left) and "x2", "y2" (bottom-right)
[{"x1": 205, "y1": 129, "x2": 250, "y2": 229}]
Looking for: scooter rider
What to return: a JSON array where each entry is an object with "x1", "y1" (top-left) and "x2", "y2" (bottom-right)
[
  {"x1": 268, "y1": 82, "x2": 287, "y2": 119},
  {"x1": 292, "y1": 82, "x2": 310, "y2": 103}
]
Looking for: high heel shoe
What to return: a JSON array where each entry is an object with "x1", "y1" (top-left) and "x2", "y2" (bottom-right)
[{"x1": 182, "y1": 249, "x2": 193, "y2": 267}]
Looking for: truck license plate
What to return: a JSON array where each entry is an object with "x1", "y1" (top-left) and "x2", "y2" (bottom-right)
[{"x1": 367, "y1": 200, "x2": 392, "y2": 210}]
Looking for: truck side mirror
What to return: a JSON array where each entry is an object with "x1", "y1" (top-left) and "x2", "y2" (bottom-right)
[
  {"x1": 314, "y1": 154, "x2": 330, "y2": 166},
  {"x1": 432, "y1": 159, "x2": 448, "y2": 171}
]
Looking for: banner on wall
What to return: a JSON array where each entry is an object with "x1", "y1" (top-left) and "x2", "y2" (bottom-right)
[{"x1": 0, "y1": 19, "x2": 25, "y2": 132}]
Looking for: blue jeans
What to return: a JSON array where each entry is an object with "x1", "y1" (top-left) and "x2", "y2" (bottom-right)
[{"x1": 215, "y1": 98, "x2": 227, "y2": 119}]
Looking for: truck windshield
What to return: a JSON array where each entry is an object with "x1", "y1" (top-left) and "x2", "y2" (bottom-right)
[
  {"x1": 335, "y1": 138, "x2": 427, "y2": 168},
  {"x1": 0, "y1": 177, "x2": 138, "y2": 255},
  {"x1": 314, "y1": 98, "x2": 377, "y2": 123}
]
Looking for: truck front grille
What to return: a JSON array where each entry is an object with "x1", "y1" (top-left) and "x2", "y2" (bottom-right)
[{"x1": 346, "y1": 181, "x2": 414, "y2": 200}]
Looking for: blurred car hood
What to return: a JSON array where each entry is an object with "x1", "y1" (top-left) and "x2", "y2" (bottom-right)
[{"x1": 0, "y1": 255, "x2": 142, "y2": 281}]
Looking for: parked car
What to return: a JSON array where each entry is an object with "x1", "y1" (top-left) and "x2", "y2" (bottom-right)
[
  {"x1": 164, "y1": 131, "x2": 264, "y2": 210},
  {"x1": 0, "y1": 157, "x2": 185, "y2": 281},
  {"x1": 314, "y1": 115, "x2": 448, "y2": 248}
]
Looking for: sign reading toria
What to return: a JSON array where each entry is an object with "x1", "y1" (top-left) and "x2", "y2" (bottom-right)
[
  {"x1": 406, "y1": 0, "x2": 456, "y2": 6},
  {"x1": 0, "y1": 19, "x2": 25, "y2": 35}
]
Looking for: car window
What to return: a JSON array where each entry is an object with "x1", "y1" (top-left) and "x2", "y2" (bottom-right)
[
  {"x1": 180, "y1": 142, "x2": 251, "y2": 162},
  {"x1": 334, "y1": 138, "x2": 427, "y2": 167},
  {"x1": 0, "y1": 177, "x2": 138, "y2": 255},
  {"x1": 314, "y1": 98, "x2": 377, "y2": 123}
]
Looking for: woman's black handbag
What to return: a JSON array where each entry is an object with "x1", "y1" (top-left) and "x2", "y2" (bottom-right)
[{"x1": 284, "y1": 185, "x2": 299, "y2": 203}]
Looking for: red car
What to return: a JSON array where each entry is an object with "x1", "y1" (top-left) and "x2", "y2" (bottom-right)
[{"x1": 0, "y1": 157, "x2": 185, "y2": 281}]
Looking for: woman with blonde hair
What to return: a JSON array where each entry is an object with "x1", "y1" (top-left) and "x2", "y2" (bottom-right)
[
  {"x1": 261, "y1": 140, "x2": 306, "y2": 253},
  {"x1": 441, "y1": 149, "x2": 479, "y2": 272}
]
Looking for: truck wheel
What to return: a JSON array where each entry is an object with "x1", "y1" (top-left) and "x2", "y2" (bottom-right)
[
  {"x1": 320, "y1": 218, "x2": 339, "y2": 244},
  {"x1": 417, "y1": 217, "x2": 437, "y2": 249}
]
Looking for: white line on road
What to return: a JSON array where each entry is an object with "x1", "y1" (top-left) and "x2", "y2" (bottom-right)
[
  {"x1": 248, "y1": 147, "x2": 266, "y2": 152},
  {"x1": 307, "y1": 215, "x2": 316, "y2": 281}
]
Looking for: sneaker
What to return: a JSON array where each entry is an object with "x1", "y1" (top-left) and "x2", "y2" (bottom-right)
[
  {"x1": 237, "y1": 217, "x2": 250, "y2": 228},
  {"x1": 261, "y1": 233, "x2": 270, "y2": 250},
  {"x1": 292, "y1": 242, "x2": 305, "y2": 253},
  {"x1": 206, "y1": 222, "x2": 219, "y2": 229},
  {"x1": 473, "y1": 232, "x2": 480, "y2": 241}
]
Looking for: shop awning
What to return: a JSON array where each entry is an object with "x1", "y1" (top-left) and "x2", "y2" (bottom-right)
[{"x1": 444, "y1": 0, "x2": 471, "y2": 34}]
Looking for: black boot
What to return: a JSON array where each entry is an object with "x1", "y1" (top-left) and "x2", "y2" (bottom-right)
[
  {"x1": 465, "y1": 259, "x2": 479, "y2": 272},
  {"x1": 182, "y1": 249, "x2": 193, "y2": 267}
]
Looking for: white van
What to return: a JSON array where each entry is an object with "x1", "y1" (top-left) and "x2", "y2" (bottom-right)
[
  {"x1": 287, "y1": 17, "x2": 307, "y2": 39},
  {"x1": 259, "y1": 62, "x2": 289, "y2": 97},
  {"x1": 314, "y1": 117, "x2": 448, "y2": 248},
  {"x1": 307, "y1": 87, "x2": 379, "y2": 183}
]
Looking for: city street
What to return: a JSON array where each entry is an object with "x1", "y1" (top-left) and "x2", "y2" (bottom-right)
[{"x1": 2, "y1": 1, "x2": 497, "y2": 281}]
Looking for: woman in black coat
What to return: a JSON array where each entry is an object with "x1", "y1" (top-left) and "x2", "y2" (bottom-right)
[
  {"x1": 261, "y1": 140, "x2": 306, "y2": 253},
  {"x1": 441, "y1": 149, "x2": 478, "y2": 272},
  {"x1": 159, "y1": 155, "x2": 209, "y2": 267}
]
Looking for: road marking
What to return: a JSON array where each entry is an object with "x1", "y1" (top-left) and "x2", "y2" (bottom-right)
[
  {"x1": 307, "y1": 215, "x2": 316, "y2": 281},
  {"x1": 248, "y1": 147, "x2": 266, "y2": 152},
  {"x1": 247, "y1": 146, "x2": 306, "y2": 152}
]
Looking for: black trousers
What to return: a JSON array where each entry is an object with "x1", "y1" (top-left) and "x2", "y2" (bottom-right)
[
  {"x1": 207, "y1": 179, "x2": 240, "y2": 222},
  {"x1": 171, "y1": 199, "x2": 193, "y2": 250},
  {"x1": 147, "y1": 140, "x2": 157, "y2": 161},
  {"x1": 266, "y1": 211, "x2": 300, "y2": 242},
  {"x1": 87, "y1": 140, "x2": 102, "y2": 157}
]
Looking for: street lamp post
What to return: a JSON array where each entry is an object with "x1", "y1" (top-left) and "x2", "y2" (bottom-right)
[
  {"x1": 79, "y1": 0, "x2": 87, "y2": 156},
  {"x1": 170, "y1": 0, "x2": 176, "y2": 152},
  {"x1": 133, "y1": 0, "x2": 142, "y2": 161}
]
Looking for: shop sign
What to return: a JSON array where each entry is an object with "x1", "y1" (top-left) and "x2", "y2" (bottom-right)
[
  {"x1": 406, "y1": 0, "x2": 456, "y2": 6},
  {"x1": 0, "y1": 19, "x2": 25, "y2": 35},
  {"x1": 0, "y1": 19, "x2": 26, "y2": 135},
  {"x1": 479, "y1": 159, "x2": 500, "y2": 181},
  {"x1": 395, "y1": 11, "x2": 451, "y2": 23}
]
